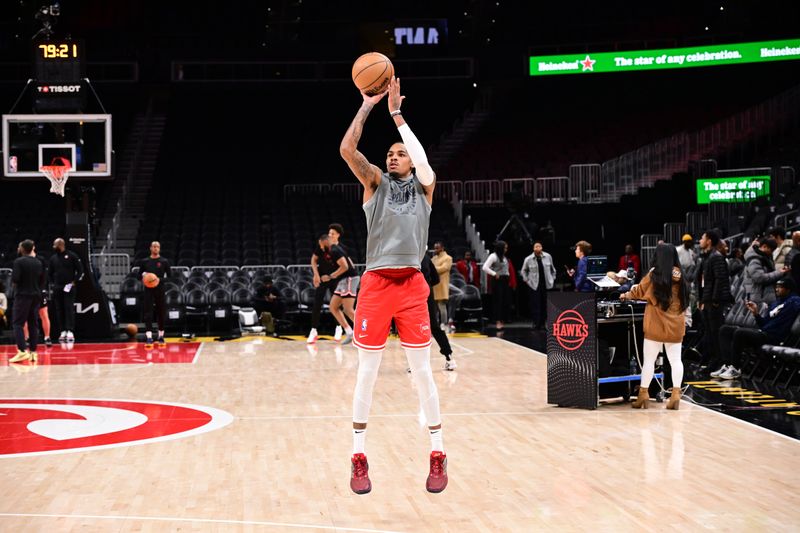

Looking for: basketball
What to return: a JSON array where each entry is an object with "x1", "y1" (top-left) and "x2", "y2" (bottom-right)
[
  {"x1": 143, "y1": 272, "x2": 160, "y2": 288},
  {"x1": 351, "y1": 52, "x2": 394, "y2": 96},
  {"x1": 125, "y1": 323, "x2": 138, "y2": 338}
]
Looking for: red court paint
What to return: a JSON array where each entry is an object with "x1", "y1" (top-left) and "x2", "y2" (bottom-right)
[{"x1": 0, "y1": 342, "x2": 201, "y2": 366}]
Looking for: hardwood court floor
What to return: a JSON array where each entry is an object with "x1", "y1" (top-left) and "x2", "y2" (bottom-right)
[{"x1": 1, "y1": 336, "x2": 799, "y2": 532}]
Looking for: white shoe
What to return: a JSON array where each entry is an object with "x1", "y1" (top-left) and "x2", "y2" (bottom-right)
[
  {"x1": 58, "y1": 331, "x2": 67, "y2": 341},
  {"x1": 66, "y1": 331, "x2": 75, "y2": 342},
  {"x1": 306, "y1": 328, "x2": 318, "y2": 344},
  {"x1": 444, "y1": 359, "x2": 458, "y2": 371},
  {"x1": 710, "y1": 364, "x2": 729, "y2": 378},
  {"x1": 719, "y1": 366, "x2": 742, "y2": 379},
  {"x1": 334, "y1": 325, "x2": 343, "y2": 341}
]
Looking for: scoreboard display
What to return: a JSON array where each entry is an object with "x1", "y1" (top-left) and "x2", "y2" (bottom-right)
[{"x1": 32, "y1": 40, "x2": 85, "y2": 112}]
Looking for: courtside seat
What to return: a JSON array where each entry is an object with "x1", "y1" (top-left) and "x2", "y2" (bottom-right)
[{"x1": 231, "y1": 288, "x2": 253, "y2": 308}]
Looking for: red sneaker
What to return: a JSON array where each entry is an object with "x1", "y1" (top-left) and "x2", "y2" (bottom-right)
[
  {"x1": 350, "y1": 453, "x2": 372, "y2": 494},
  {"x1": 426, "y1": 451, "x2": 448, "y2": 493}
]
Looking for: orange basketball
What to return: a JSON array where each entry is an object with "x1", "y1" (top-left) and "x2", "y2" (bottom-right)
[
  {"x1": 352, "y1": 52, "x2": 394, "y2": 96},
  {"x1": 143, "y1": 272, "x2": 160, "y2": 289},
  {"x1": 125, "y1": 323, "x2": 138, "y2": 338}
]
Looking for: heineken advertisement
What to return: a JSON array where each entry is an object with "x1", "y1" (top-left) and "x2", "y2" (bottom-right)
[
  {"x1": 530, "y1": 38, "x2": 800, "y2": 76},
  {"x1": 696, "y1": 176, "x2": 770, "y2": 204}
]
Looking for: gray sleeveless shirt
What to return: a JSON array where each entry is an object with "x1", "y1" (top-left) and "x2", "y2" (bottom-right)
[{"x1": 363, "y1": 173, "x2": 431, "y2": 271}]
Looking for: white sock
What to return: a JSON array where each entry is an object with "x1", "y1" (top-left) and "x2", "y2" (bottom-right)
[
  {"x1": 353, "y1": 428, "x2": 366, "y2": 454},
  {"x1": 158, "y1": 330, "x2": 165, "y2": 337},
  {"x1": 345, "y1": 326, "x2": 353, "y2": 335},
  {"x1": 146, "y1": 331, "x2": 153, "y2": 339},
  {"x1": 430, "y1": 428, "x2": 444, "y2": 452}
]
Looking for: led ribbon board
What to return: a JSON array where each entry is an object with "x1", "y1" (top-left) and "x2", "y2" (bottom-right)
[
  {"x1": 696, "y1": 176, "x2": 770, "y2": 204},
  {"x1": 530, "y1": 39, "x2": 800, "y2": 76}
]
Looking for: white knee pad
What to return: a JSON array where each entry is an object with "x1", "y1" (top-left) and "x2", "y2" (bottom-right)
[
  {"x1": 353, "y1": 348, "x2": 383, "y2": 424},
  {"x1": 405, "y1": 346, "x2": 441, "y2": 427}
]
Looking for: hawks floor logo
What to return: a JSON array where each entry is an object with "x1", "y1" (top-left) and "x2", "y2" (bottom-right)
[
  {"x1": 553, "y1": 310, "x2": 589, "y2": 351},
  {"x1": 0, "y1": 398, "x2": 233, "y2": 458}
]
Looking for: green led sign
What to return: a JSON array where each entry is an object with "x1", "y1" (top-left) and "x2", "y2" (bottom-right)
[
  {"x1": 696, "y1": 176, "x2": 770, "y2": 204},
  {"x1": 530, "y1": 39, "x2": 800, "y2": 76}
]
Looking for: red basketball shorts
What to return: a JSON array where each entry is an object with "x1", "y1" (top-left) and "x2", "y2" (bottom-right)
[{"x1": 352, "y1": 268, "x2": 432, "y2": 351}]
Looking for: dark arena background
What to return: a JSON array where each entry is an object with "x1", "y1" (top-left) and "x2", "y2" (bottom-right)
[{"x1": 1, "y1": 1, "x2": 800, "y2": 531}]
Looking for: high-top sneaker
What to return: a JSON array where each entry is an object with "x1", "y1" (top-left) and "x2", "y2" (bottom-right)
[
  {"x1": 426, "y1": 451, "x2": 448, "y2": 493},
  {"x1": 350, "y1": 453, "x2": 372, "y2": 494}
]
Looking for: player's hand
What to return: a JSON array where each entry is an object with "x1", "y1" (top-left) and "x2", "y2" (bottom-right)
[
  {"x1": 313, "y1": 274, "x2": 321, "y2": 288},
  {"x1": 388, "y1": 76, "x2": 405, "y2": 113},
  {"x1": 321, "y1": 274, "x2": 331, "y2": 282},
  {"x1": 361, "y1": 89, "x2": 387, "y2": 106},
  {"x1": 619, "y1": 293, "x2": 628, "y2": 301},
  {"x1": 746, "y1": 301, "x2": 758, "y2": 314}
]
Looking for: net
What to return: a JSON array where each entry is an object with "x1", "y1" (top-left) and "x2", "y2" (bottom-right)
[{"x1": 40, "y1": 157, "x2": 72, "y2": 197}]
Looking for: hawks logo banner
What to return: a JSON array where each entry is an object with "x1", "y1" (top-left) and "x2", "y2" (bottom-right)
[
  {"x1": 546, "y1": 292, "x2": 598, "y2": 409},
  {"x1": 0, "y1": 399, "x2": 233, "y2": 458},
  {"x1": 552, "y1": 310, "x2": 589, "y2": 351}
]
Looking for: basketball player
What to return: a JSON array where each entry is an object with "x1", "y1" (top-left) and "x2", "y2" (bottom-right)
[
  {"x1": 308, "y1": 234, "x2": 339, "y2": 344},
  {"x1": 10, "y1": 240, "x2": 45, "y2": 363},
  {"x1": 340, "y1": 76, "x2": 447, "y2": 494},
  {"x1": 23, "y1": 249, "x2": 52, "y2": 347},
  {"x1": 49, "y1": 238, "x2": 83, "y2": 343},
  {"x1": 325, "y1": 223, "x2": 359, "y2": 345},
  {"x1": 137, "y1": 241, "x2": 171, "y2": 345}
]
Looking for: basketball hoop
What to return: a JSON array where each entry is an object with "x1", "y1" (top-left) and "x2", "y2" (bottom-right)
[{"x1": 40, "y1": 157, "x2": 71, "y2": 197}]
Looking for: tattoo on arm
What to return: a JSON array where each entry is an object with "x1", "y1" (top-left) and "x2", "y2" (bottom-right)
[{"x1": 341, "y1": 103, "x2": 380, "y2": 186}]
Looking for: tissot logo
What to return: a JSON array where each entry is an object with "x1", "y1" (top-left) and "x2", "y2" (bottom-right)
[
  {"x1": 37, "y1": 84, "x2": 81, "y2": 93},
  {"x1": 0, "y1": 399, "x2": 233, "y2": 457},
  {"x1": 553, "y1": 310, "x2": 589, "y2": 351}
]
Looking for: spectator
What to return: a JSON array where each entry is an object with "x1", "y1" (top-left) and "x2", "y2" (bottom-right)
[
  {"x1": 618, "y1": 244, "x2": 641, "y2": 278},
  {"x1": 421, "y1": 255, "x2": 455, "y2": 370},
  {"x1": 431, "y1": 241, "x2": 453, "y2": 331},
  {"x1": 568, "y1": 240, "x2": 594, "y2": 293},
  {"x1": 715, "y1": 278, "x2": 800, "y2": 380},
  {"x1": 770, "y1": 227, "x2": 793, "y2": 269},
  {"x1": 49, "y1": 238, "x2": 84, "y2": 343},
  {"x1": 607, "y1": 270, "x2": 634, "y2": 293},
  {"x1": 455, "y1": 250, "x2": 480, "y2": 289},
  {"x1": 521, "y1": 242, "x2": 556, "y2": 330},
  {"x1": 785, "y1": 230, "x2": 800, "y2": 267},
  {"x1": 727, "y1": 246, "x2": 745, "y2": 278},
  {"x1": 482, "y1": 241, "x2": 511, "y2": 330},
  {"x1": 698, "y1": 230, "x2": 733, "y2": 371},
  {"x1": 676, "y1": 234, "x2": 698, "y2": 282},
  {"x1": 253, "y1": 276, "x2": 284, "y2": 319},
  {"x1": 743, "y1": 238, "x2": 786, "y2": 306}
]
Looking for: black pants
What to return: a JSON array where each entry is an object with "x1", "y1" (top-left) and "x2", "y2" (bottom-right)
[
  {"x1": 13, "y1": 294, "x2": 40, "y2": 352},
  {"x1": 253, "y1": 300, "x2": 285, "y2": 319},
  {"x1": 493, "y1": 276, "x2": 511, "y2": 322},
  {"x1": 702, "y1": 305, "x2": 725, "y2": 366},
  {"x1": 311, "y1": 279, "x2": 337, "y2": 328},
  {"x1": 428, "y1": 292, "x2": 452, "y2": 358},
  {"x1": 53, "y1": 285, "x2": 77, "y2": 332},
  {"x1": 143, "y1": 286, "x2": 166, "y2": 333},
  {"x1": 719, "y1": 325, "x2": 769, "y2": 368},
  {"x1": 528, "y1": 284, "x2": 547, "y2": 328}
]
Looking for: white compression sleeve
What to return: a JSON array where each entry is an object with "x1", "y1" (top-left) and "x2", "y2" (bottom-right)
[
  {"x1": 405, "y1": 346, "x2": 441, "y2": 427},
  {"x1": 397, "y1": 123, "x2": 435, "y2": 186},
  {"x1": 353, "y1": 349, "x2": 383, "y2": 424}
]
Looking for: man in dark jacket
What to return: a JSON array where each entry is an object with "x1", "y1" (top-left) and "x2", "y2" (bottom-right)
[
  {"x1": 715, "y1": 278, "x2": 800, "y2": 379},
  {"x1": 49, "y1": 238, "x2": 84, "y2": 343},
  {"x1": 10, "y1": 240, "x2": 45, "y2": 363},
  {"x1": 421, "y1": 254, "x2": 455, "y2": 370},
  {"x1": 698, "y1": 230, "x2": 734, "y2": 371}
]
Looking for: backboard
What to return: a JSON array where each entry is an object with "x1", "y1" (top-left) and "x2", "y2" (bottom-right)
[{"x1": 2, "y1": 114, "x2": 112, "y2": 179}]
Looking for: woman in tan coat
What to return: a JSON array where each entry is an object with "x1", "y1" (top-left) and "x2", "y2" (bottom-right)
[
  {"x1": 432, "y1": 242, "x2": 452, "y2": 330},
  {"x1": 620, "y1": 243, "x2": 689, "y2": 409}
]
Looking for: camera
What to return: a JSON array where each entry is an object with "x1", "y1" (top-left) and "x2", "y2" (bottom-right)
[{"x1": 32, "y1": 3, "x2": 61, "y2": 40}]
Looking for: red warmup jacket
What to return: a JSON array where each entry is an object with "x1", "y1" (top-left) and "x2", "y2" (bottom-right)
[
  {"x1": 455, "y1": 259, "x2": 481, "y2": 289},
  {"x1": 618, "y1": 254, "x2": 641, "y2": 277}
]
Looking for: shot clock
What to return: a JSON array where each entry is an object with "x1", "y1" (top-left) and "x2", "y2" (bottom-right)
[{"x1": 32, "y1": 40, "x2": 85, "y2": 112}]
